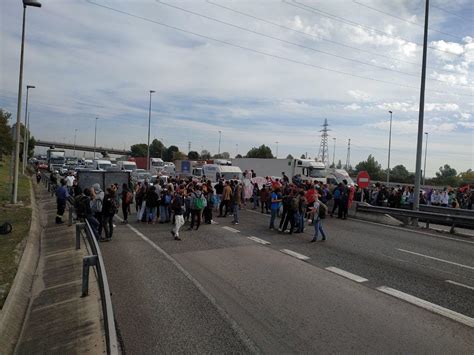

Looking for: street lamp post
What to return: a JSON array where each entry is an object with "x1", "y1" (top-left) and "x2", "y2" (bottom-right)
[
  {"x1": 332, "y1": 137, "x2": 336, "y2": 166},
  {"x1": 275, "y1": 141, "x2": 279, "y2": 159},
  {"x1": 387, "y1": 110, "x2": 393, "y2": 185},
  {"x1": 93, "y1": 117, "x2": 99, "y2": 159},
  {"x1": 73, "y1": 128, "x2": 78, "y2": 157},
  {"x1": 22, "y1": 85, "x2": 35, "y2": 173},
  {"x1": 11, "y1": 0, "x2": 41, "y2": 204},
  {"x1": 218, "y1": 130, "x2": 222, "y2": 155},
  {"x1": 423, "y1": 132, "x2": 428, "y2": 185},
  {"x1": 147, "y1": 90, "x2": 155, "y2": 171}
]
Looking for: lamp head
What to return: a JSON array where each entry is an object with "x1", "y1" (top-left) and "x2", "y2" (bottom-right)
[
  {"x1": 388, "y1": 110, "x2": 393, "y2": 114},
  {"x1": 23, "y1": 0, "x2": 42, "y2": 7},
  {"x1": 27, "y1": 85, "x2": 35, "y2": 89},
  {"x1": 150, "y1": 90, "x2": 156, "y2": 94}
]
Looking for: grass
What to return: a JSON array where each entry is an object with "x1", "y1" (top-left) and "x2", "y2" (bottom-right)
[{"x1": 0, "y1": 158, "x2": 32, "y2": 308}]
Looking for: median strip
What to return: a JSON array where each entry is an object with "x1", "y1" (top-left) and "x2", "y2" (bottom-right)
[
  {"x1": 377, "y1": 286, "x2": 474, "y2": 328},
  {"x1": 325, "y1": 267, "x2": 368, "y2": 283},
  {"x1": 280, "y1": 249, "x2": 310, "y2": 261}
]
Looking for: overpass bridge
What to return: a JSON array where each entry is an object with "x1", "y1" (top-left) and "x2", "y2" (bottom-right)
[{"x1": 35, "y1": 140, "x2": 130, "y2": 155}]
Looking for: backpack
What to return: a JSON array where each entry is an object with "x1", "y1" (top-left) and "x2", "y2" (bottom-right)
[
  {"x1": 291, "y1": 197, "x2": 299, "y2": 211},
  {"x1": 171, "y1": 195, "x2": 183, "y2": 210},
  {"x1": 91, "y1": 197, "x2": 103, "y2": 213},
  {"x1": 74, "y1": 195, "x2": 90, "y2": 219},
  {"x1": 164, "y1": 194, "x2": 172, "y2": 205},
  {"x1": 318, "y1": 203, "x2": 327, "y2": 219},
  {"x1": 125, "y1": 191, "x2": 133, "y2": 204},
  {"x1": 193, "y1": 193, "x2": 206, "y2": 210},
  {"x1": 106, "y1": 196, "x2": 119, "y2": 215}
]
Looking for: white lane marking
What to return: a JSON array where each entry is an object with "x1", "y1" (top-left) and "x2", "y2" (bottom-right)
[
  {"x1": 280, "y1": 249, "x2": 310, "y2": 261},
  {"x1": 114, "y1": 215, "x2": 260, "y2": 354},
  {"x1": 397, "y1": 248, "x2": 474, "y2": 271},
  {"x1": 446, "y1": 280, "x2": 474, "y2": 291},
  {"x1": 377, "y1": 286, "x2": 474, "y2": 328},
  {"x1": 222, "y1": 226, "x2": 240, "y2": 233},
  {"x1": 325, "y1": 267, "x2": 368, "y2": 283},
  {"x1": 350, "y1": 218, "x2": 474, "y2": 245},
  {"x1": 247, "y1": 236, "x2": 270, "y2": 245}
]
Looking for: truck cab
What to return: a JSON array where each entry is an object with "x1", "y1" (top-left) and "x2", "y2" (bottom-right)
[
  {"x1": 117, "y1": 160, "x2": 137, "y2": 172},
  {"x1": 93, "y1": 159, "x2": 112, "y2": 171},
  {"x1": 292, "y1": 159, "x2": 327, "y2": 184}
]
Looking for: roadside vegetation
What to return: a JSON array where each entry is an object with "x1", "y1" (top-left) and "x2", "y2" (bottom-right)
[{"x1": 0, "y1": 158, "x2": 32, "y2": 308}]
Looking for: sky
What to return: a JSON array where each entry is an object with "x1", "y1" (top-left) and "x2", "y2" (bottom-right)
[{"x1": 1, "y1": 0, "x2": 473, "y2": 177}]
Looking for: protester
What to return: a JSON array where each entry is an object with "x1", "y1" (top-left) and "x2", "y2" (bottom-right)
[
  {"x1": 189, "y1": 185, "x2": 205, "y2": 230},
  {"x1": 121, "y1": 183, "x2": 132, "y2": 224},
  {"x1": 269, "y1": 187, "x2": 282, "y2": 230},
  {"x1": 219, "y1": 181, "x2": 232, "y2": 217},
  {"x1": 231, "y1": 182, "x2": 242, "y2": 225},
  {"x1": 171, "y1": 188, "x2": 185, "y2": 240},
  {"x1": 102, "y1": 187, "x2": 118, "y2": 241},
  {"x1": 310, "y1": 193, "x2": 328, "y2": 243},
  {"x1": 91, "y1": 183, "x2": 104, "y2": 237},
  {"x1": 55, "y1": 179, "x2": 68, "y2": 224}
]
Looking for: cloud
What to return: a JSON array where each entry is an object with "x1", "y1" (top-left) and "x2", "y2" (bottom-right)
[
  {"x1": 345, "y1": 103, "x2": 361, "y2": 111},
  {"x1": 348, "y1": 89, "x2": 371, "y2": 102},
  {"x1": 377, "y1": 102, "x2": 460, "y2": 112}
]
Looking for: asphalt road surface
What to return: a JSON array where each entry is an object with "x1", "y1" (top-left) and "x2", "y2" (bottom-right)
[{"x1": 101, "y1": 206, "x2": 474, "y2": 354}]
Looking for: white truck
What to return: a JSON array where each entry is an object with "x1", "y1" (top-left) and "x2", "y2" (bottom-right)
[
  {"x1": 202, "y1": 164, "x2": 243, "y2": 182},
  {"x1": 231, "y1": 158, "x2": 327, "y2": 184},
  {"x1": 117, "y1": 160, "x2": 137, "y2": 172},
  {"x1": 93, "y1": 159, "x2": 112, "y2": 171}
]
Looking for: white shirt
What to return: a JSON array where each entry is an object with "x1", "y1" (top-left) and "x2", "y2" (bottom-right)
[
  {"x1": 65, "y1": 175, "x2": 75, "y2": 187},
  {"x1": 440, "y1": 192, "x2": 449, "y2": 205}
]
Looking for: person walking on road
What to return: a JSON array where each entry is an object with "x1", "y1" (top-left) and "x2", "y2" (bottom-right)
[
  {"x1": 91, "y1": 183, "x2": 104, "y2": 237},
  {"x1": 310, "y1": 194, "x2": 328, "y2": 243},
  {"x1": 55, "y1": 179, "x2": 68, "y2": 224},
  {"x1": 121, "y1": 183, "x2": 132, "y2": 224},
  {"x1": 232, "y1": 182, "x2": 242, "y2": 225},
  {"x1": 189, "y1": 185, "x2": 205, "y2": 230},
  {"x1": 171, "y1": 189, "x2": 185, "y2": 240},
  {"x1": 102, "y1": 187, "x2": 118, "y2": 241},
  {"x1": 219, "y1": 181, "x2": 232, "y2": 217},
  {"x1": 269, "y1": 187, "x2": 282, "y2": 230}
]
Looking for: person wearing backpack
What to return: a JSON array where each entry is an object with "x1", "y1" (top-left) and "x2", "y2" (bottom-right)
[
  {"x1": 188, "y1": 185, "x2": 206, "y2": 230},
  {"x1": 281, "y1": 190, "x2": 297, "y2": 234},
  {"x1": 330, "y1": 183, "x2": 342, "y2": 217},
  {"x1": 171, "y1": 189, "x2": 185, "y2": 240},
  {"x1": 309, "y1": 193, "x2": 328, "y2": 243},
  {"x1": 102, "y1": 187, "x2": 118, "y2": 241},
  {"x1": 91, "y1": 183, "x2": 104, "y2": 237},
  {"x1": 159, "y1": 189, "x2": 172, "y2": 223}
]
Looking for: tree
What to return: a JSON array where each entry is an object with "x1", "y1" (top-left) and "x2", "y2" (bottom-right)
[
  {"x1": 245, "y1": 145, "x2": 274, "y2": 158},
  {"x1": 300, "y1": 154, "x2": 306, "y2": 159},
  {"x1": 130, "y1": 143, "x2": 148, "y2": 157},
  {"x1": 163, "y1": 145, "x2": 179, "y2": 161},
  {"x1": 235, "y1": 154, "x2": 243, "y2": 158},
  {"x1": 390, "y1": 164, "x2": 410, "y2": 183},
  {"x1": 458, "y1": 169, "x2": 474, "y2": 186},
  {"x1": 188, "y1": 151, "x2": 199, "y2": 160},
  {"x1": 200, "y1": 150, "x2": 211, "y2": 160},
  {"x1": 329, "y1": 163, "x2": 335, "y2": 168},
  {"x1": 354, "y1": 155, "x2": 384, "y2": 181},
  {"x1": 286, "y1": 154, "x2": 294, "y2": 159},
  {"x1": 433, "y1": 164, "x2": 458, "y2": 186},
  {"x1": 0, "y1": 109, "x2": 14, "y2": 159},
  {"x1": 149, "y1": 139, "x2": 165, "y2": 158},
  {"x1": 336, "y1": 160, "x2": 342, "y2": 169}
]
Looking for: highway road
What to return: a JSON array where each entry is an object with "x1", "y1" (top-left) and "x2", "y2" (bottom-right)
[{"x1": 101, "y1": 207, "x2": 474, "y2": 354}]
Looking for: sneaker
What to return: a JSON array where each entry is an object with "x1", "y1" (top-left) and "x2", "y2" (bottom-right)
[
  {"x1": 310, "y1": 238, "x2": 317, "y2": 243},
  {"x1": 170, "y1": 231, "x2": 175, "y2": 237},
  {"x1": 234, "y1": 222, "x2": 239, "y2": 225},
  {"x1": 174, "y1": 236, "x2": 181, "y2": 241},
  {"x1": 278, "y1": 228, "x2": 282, "y2": 232}
]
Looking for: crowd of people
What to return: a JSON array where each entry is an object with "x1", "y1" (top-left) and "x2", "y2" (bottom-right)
[{"x1": 46, "y1": 168, "x2": 473, "y2": 244}]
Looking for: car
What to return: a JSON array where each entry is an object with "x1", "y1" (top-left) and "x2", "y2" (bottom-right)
[{"x1": 38, "y1": 161, "x2": 48, "y2": 170}]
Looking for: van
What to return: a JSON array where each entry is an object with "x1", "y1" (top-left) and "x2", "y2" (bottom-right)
[
  {"x1": 117, "y1": 160, "x2": 137, "y2": 172},
  {"x1": 202, "y1": 164, "x2": 243, "y2": 182},
  {"x1": 93, "y1": 159, "x2": 112, "y2": 171}
]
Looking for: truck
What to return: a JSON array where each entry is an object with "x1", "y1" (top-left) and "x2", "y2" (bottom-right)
[
  {"x1": 128, "y1": 157, "x2": 164, "y2": 172},
  {"x1": 117, "y1": 160, "x2": 137, "y2": 172},
  {"x1": 93, "y1": 159, "x2": 112, "y2": 171},
  {"x1": 47, "y1": 148, "x2": 66, "y2": 172},
  {"x1": 202, "y1": 164, "x2": 243, "y2": 182},
  {"x1": 231, "y1": 158, "x2": 327, "y2": 184}
]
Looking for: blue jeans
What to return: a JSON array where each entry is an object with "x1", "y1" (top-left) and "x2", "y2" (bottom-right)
[
  {"x1": 270, "y1": 208, "x2": 278, "y2": 229},
  {"x1": 146, "y1": 207, "x2": 157, "y2": 222},
  {"x1": 233, "y1": 203, "x2": 239, "y2": 223},
  {"x1": 295, "y1": 212, "x2": 305, "y2": 232},
  {"x1": 159, "y1": 205, "x2": 169, "y2": 222},
  {"x1": 313, "y1": 218, "x2": 327, "y2": 240}
]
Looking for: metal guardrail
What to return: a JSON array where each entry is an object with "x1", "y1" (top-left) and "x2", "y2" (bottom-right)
[
  {"x1": 356, "y1": 203, "x2": 474, "y2": 233},
  {"x1": 417, "y1": 204, "x2": 474, "y2": 217},
  {"x1": 40, "y1": 172, "x2": 118, "y2": 354},
  {"x1": 78, "y1": 220, "x2": 119, "y2": 355}
]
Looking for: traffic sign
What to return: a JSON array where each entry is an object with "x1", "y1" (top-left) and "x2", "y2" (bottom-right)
[{"x1": 356, "y1": 171, "x2": 370, "y2": 189}]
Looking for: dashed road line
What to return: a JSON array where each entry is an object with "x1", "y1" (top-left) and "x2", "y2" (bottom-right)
[
  {"x1": 325, "y1": 267, "x2": 368, "y2": 283},
  {"x1": 377, "y1": 286, "x2": 474, "y2": 328},
  {"x1": 397, "y1": 248, "x2": 474, "y2": 270},
  {"x1": 247, "y1": 236, "x2": 271, "y2": 245},
  {"x1": 222, "y1": 226, "x2": 240, "y2": 233},
  {"x1": 280, "y1": 249, "x2": 310, "y2": 261},
  {"x1": 445, "y1": 280, "x2": 474, "y2": 291}
]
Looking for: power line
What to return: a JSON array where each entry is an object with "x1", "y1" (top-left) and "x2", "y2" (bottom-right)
[
  {"x1": 207, "y1": 0, "x2": 457, "y2": 75},
  {"x1": 430, "y1": 4, "x2": 474, "y2": 23},
  {"x1": 85, "y1": 0, "x2": 471, "y2": 97},
  {"x1": 287, "y1": 0, "x2": 462, "y2": 56},
  {"x1": 353, "y1": 1, "x2": 464, "y2": 41},
  {"x1": 158, "y1": 0, "x2": 471, "y2": 89}
]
